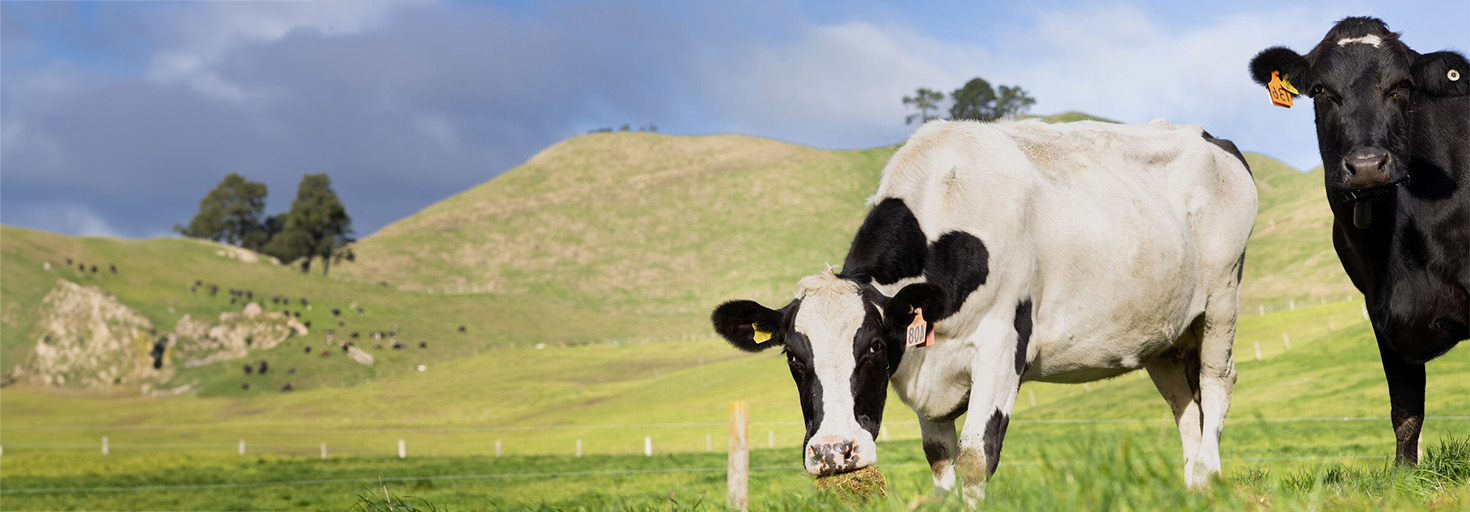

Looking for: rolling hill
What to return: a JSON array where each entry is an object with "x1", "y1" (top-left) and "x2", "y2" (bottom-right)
[{"x1": 335, "y1": 126, "x2": 1354, "y2": 315}]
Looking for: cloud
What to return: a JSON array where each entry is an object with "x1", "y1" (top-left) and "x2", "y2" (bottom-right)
[{"x1": 3, "y1": 0, "x2": 1466, "y2": 240}]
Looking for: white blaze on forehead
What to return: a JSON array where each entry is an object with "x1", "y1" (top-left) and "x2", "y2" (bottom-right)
[
  {"x1": 792, "y1": 271, "x2": 877, "y2": 469},
  {"x1": 1337, "y1": 35, "x2": 1383, "y2": 47}
]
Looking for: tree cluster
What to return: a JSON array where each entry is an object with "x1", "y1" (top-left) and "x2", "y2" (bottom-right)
[
  {"x1": 903, "y1": 77, "x2": 1037, "y2": 125},
  {"x1": 176, "y1": 173, "x2": 355, "y2": 276}
]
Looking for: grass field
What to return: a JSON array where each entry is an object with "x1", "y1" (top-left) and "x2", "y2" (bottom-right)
[{"x1": 3, "y1": 300, "x2": 1468, "y2": 509}]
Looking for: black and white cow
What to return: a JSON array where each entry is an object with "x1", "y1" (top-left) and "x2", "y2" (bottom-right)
[
  {"x1": 1248, "y1": 17, "x2": 1468, "y2": 466},
  {"x1": 713, "y1": 119, "x2": 1256, "y2": 503}
]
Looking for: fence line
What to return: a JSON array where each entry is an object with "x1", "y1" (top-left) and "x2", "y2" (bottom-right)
[
  {"x1": 10, "y1": 415, "x2": 1468, "y2": 435},
  {"x1": 0, "y1": 452, "x2": 1395, "y2": 496}
]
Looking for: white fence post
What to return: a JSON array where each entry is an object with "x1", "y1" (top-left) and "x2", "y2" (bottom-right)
[
  {"x1": 1255, "y1": 342, "x2": 1263, "y2": 361},
  {"x1": 728, "y1": 401, "x2": 749, "y2": 512},
  {"x1": 239, "y1": 439, "x2": 245, "y2": 456},
  {"x1": 644, "y1": 436, "x2": 652, "y2": 456},
  {"x1": 1283, "y1": 333, "x2": 1292, "y2": 350},
  {"x1": 706, "y1": 433, "x2": 712, "y2": 452},
  {"x1": 495, "y1": 439, "x2": 502, "y2": 457},
  {"x1": 576, "y1": 439, "x2": 582, "y2": 458},
  {"x1": 398, "y1": 439, "x2": 406, "y2": 459},
  {"x1": 768, "y1": 430, "x2": 774, "y2": 449},
  {"x1": 1289, "y1": 299, "x2": 1296, "y2": 311},
  {"x1": 102, "y1": 436, "x2": 109, "y2": 456},
  {"x1": 321, "y1": 442, "x2": 327, "y2": 460}
]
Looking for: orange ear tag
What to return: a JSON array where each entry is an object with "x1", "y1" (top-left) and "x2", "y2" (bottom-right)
[
  {"x1": 906, "y1": 308, "x2": 933, "y2": 348},
  {"x1": 1267, "y1": 70, "x2": 1295, "y2": 108}
]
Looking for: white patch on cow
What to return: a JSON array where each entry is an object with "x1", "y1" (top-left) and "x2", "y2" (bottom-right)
[
  {"x1": 1337, "y1": 34, "x2": 1383, "y2": 47},
  {"x1": 791, "y1": 271, "x2": 878, "y2": 474}
]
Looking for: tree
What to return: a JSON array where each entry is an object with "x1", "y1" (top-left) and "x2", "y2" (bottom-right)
[
  {"x1": 902, "y1": 87, "x2": 945, "y2": 125},
  {"x1": 175, "y1": 173, "x2": 269, "y2": 250},
  {"x1": 948, "y1": 77, "x2": 1037, "y2": 122},
  {"x1": 267, "y1": 174, "x2": 354, "y2": 276}
]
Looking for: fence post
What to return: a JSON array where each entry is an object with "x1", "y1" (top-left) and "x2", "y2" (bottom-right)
[
  {"x1": 768, "y1": 430, "x2": 774, "y2": 449},
  {"x1": 239, "y1": 439, "x2": 245, "y2": 456},
  {"x1": 706, "y1": 433, "x2": 712, "y2": 452},
  {"x1": 576, "y1": 439, "x2": 582, "y2": 458},
  {"x1": 1282, "y1": 332, "x2": 1292, "y2": 350},
  {"x1": 321, "y1": 442, "x2": 327, "y2": 460},
  {"x1": 1254, "y1": 342, "x2": 1263, "y2": 361},
  {"x1": 102, "y1": 436, "x2": 109, "y2": 456},
  {"x1": 729, "y1": 401, "x2": 749, "y2": 512},
  {"x1": 644, "y1": 436, "x2": 652, "y2": 456},
  {"x1": 495, "y1": 439, "x2": 502, "y2": 457},
  {"x1": 398, "y1": 439, "x2": 406, "y2": 459}
]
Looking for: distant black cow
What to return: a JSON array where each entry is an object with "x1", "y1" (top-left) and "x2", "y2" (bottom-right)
[
  {"x1": 331, "y1": 308, "x2": 341, "y2": 317},
  {"x1": 392, "y1": 342, "x2": 404, "y2": 350},
  {"x1": 258, "y1": 361, "x2": 269, "y2": 374},
  {"x1": 150, "y1": 337, "x2": 167, "y2": 370},
  {"x1": 418, "y1": 341, "x2": 427, "y2": 349},
  {"x1": 1250, "y1": 16, "x2": 1469, "y2": 466},
  {"x1": 66, "y1": 257, "x2": 73, "y2": 265},
  {"x1": 458, "y1": 325, "x2": 467, "y2": 333},
  {"x1": 109, "y1": 264, "x2": 117, "y2": 274},
  {"x1": 357, "y1": 307, "x2": 365, "y2": 314},
  {"x1": 78, "y1": 263, "x2": 85, "y2": 272},
  {"x1": 90, "y1": 265, "x2": 97, "y2": 273},
  {"x1": 242, "y1": 383, "x2": 250, "y2": 390},
  {"x1": 304, "y1": 320, "x2": 312, "y2": 329},
  {"x1": 304, "y1": 346, "x2": 312, "y2": 354},
  {"x1": 243, "y1": 364, "x2": 253, "y2": 375},
  {"x1": 350, "y1": 331, "x2": 360, "y2": 339},
  {"x1": 281, "y1": 383, "x2": 294, "y2": 392},
  {"x1": 300, "y1": 298, "x2": 308, "y2": 306}
]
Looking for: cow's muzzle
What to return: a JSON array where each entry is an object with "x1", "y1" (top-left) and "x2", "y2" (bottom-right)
[
  {"x1": 1342, "y1": 148, "x2": 1402, "y2": 193},
  {"x1": 807, "y1": 435, "x2": 864, "y2": 475}
]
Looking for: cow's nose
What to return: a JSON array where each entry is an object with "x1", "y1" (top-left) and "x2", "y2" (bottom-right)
[
  {"x1": 808, "y1": 435, "x2": 859, "y2": 475},
  {"x1": 1343, "y1": 149, "x2": 1391, "y2": 189}
]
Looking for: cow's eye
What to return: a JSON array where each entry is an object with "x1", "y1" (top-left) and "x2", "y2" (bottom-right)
[
  {"x1": 866, "y1": 343, "x2": 881, "y2": 357},
  {"x1": 787, "y1": 354, "x2": 805, "y2": 372}
]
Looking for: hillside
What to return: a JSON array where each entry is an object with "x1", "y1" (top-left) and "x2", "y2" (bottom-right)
[
  {"x1": 338, "y1": 129, "x2": 1353, "y2": 313},
  {"x1": 0, "y1": 226, "x2": 701, "y2": 396}
]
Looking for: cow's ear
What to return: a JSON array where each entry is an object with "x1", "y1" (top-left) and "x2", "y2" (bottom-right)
[
  {"x1": 1250, "y1": 46, "x2": 1312, "y2": 96},
  {"x1": 712, "y1": 300, "x2": 785, "y2": 352},
  {"x1": 883, "y1": 283, "x2": 948, "y2": 334},
  {"x1": 1412, "y1": 51, "x2": 1470, "y2": 98}
]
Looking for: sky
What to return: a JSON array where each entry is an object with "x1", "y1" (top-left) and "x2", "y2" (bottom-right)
[{"x1": 3, "y1": 0, "x2": 1467, "y2": 240}]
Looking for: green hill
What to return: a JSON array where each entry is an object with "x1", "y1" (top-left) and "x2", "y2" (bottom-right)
[{"x1": 336, "y1": 129, "x2": 1352, "y2": 314}]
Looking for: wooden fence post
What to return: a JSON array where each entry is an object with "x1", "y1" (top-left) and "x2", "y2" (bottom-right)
[
  {"x1": 398, "y1": 439, "x2": 406, "y2": 459},
  {"x1": 102, "y1": 436, "x2": 109, "y2": 456},
  {"x1": 495, "y1": 439, "x2": 502, "y2": 457},
  {"x1": 576, "y1": 439, "x2": 582, "y2": 458},
  {"x1": 644, "y1": 436, "x2": 652, "y2": 456},
  {"x1": 729, "y1": 401, "x2": 749, "y2": 511},
  {"x1": 321, "y1": 442, "x2": 327, "y2": 460},
  {"x1": 239, "y1": 439, "x2": 245, "y2": 456}
]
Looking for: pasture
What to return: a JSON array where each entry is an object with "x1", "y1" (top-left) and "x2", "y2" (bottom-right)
[{"x1": 3, "y1": 300, "x2": 1468, "y2": 510}]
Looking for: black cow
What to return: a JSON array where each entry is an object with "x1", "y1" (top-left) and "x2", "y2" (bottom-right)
[
  {"x1": 1250, "y1": 16, "x2": 1468, "y2": 466},
  {"x1": 109, "y1": 264, "x2": 117, "y2": 274}
]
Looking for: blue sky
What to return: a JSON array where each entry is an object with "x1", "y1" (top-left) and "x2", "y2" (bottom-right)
[{"x1": 3, "y1": 0, "x2": 1467, "y2": 239}]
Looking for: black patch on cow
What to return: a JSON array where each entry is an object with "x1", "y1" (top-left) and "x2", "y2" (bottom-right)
[
  {"x1": 1236, "y1": 251, "x2": 1247, "y2": 284},
  {"x1": 923, "y1": 232, "x2": 989, "y2": 319},
  {"x1": 1013, "y1": 299, "x2": 1033, "y2": 375},
  {"x1": 1201, "y1": 130, "x2": 1250, "y2": 174},
  {"x1": 783, "y1": 329, "x2": 825, "y2": 450},
  {"x1": 842, "y1": 198, "x2": 927, "y2": 285},
  {"x1": 850, "y1": 299, "x2": 890, "y2": 440},
  {"x1": 922, "y1": 439, "x2": 951, "y2": 465},
  {"x1": 982, "y1": 409, "x2": 1010, "y2": 476}
]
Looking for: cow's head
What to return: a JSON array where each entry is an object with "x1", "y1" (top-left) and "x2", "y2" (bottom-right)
[
  {"x1": 1249, "y1": 17, "x2": 1469, "y2": 207},
  {"x1": 711, "y1": 270, "x2": 945, "y2": 475}
]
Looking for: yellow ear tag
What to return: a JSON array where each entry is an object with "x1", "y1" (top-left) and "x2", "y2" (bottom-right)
[
  {"x1": 751, "y1": 323, "x2": 772, "y2": 344},
  {"x1": 1268, "y1": 71, "x2": 1294, "y2": 108}
]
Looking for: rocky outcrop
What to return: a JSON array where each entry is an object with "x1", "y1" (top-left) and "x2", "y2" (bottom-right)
[
  {"x1": 174, "y1": 307, "x2": 302, "y2": 368},
  {"x1": 10, "y1": 279, "x2": 171, "y2": 390}
]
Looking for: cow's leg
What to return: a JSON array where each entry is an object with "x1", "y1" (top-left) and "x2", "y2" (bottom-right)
[
  {"x1": 1376, "y1": 332, "x2": 1425, "y2": 466},
  {"x1": 1193, "y1": 294, "x2": 1239, "y2": 487},
  {"x1": 918, "y1": 417, "x2": 959, "y2": 497},
  {"x1": 1144, "y1": 339, "x2": 1203, "y2": 486},
  {"x1": 954, "y1": 304, "x2": 1029, "y2": 506}
]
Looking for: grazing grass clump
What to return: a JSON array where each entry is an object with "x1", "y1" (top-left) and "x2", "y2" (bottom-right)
[{"x1": 813, "y1": 465, "x2": 888, "y2": 502}]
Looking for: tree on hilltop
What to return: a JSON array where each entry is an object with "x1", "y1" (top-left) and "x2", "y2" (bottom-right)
[
  {"x1": 948, "y1": 77, "x2": 1036, "y2": 122},
  {"x1": 176, "y1": 173, "x2": 269, "y2": 250},
  {"x1": 903, "y1": 87, "x2": 946, "y2": 125},
  {"x1": 266, "y1": 173, "x2": 354, "y2": 276}
]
